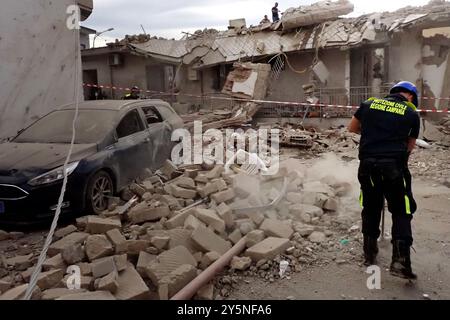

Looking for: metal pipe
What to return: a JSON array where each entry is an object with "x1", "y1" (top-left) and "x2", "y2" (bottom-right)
[{"x1": 171, "y1": 237, "x2": 247, "y2": 300}]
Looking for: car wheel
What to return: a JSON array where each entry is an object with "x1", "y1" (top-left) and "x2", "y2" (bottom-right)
[{"x1": 86, "y1": 171, "x2": 114, "y2": 214}]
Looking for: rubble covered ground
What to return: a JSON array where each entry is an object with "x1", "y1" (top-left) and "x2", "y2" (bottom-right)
[{"x1": 0, "y1": 115, "x2": 449, "y2": 300}]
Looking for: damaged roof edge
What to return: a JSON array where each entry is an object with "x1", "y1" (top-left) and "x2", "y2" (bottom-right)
[{"x1": 124, "y1": 1, "x2": 450, "y2": 67}]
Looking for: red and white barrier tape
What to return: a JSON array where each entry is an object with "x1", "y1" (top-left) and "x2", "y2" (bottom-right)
[{"x1": 83, "y1": 83, "x2": 450, "y2": 114}]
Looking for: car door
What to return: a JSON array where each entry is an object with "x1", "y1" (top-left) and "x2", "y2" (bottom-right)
[
  {"x1": 114, "y1": 108, "x2": 152, "y2": 187},
  {"x1": 139, "y1": 105, "x2": 173, "y2": 170}
]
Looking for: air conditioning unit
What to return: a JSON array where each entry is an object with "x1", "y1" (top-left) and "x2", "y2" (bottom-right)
[{"x1": 108, "y1": 53, "x2": 123, "y2": 66}]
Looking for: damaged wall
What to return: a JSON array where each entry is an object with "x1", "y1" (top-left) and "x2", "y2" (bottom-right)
[
  {"x1": 389, "y1": 30, "x2": 423, "y2": 86},
  {"x1": 268, "y1": 49, "x2": 347, "y2": 103},
  {"x1": 421, "y1": 27, "x2": 450, "y2": 108},
  {"x1": 0, "y1": 0, "x2": 90, "y2": 139},
  {"x1": 82, "y1": 52, "x2": 176, "y2": 99}
]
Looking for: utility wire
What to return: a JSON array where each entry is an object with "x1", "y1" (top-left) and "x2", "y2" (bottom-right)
[{"x1": 23, "y1": 23, "x2": 81, "y2": 300}]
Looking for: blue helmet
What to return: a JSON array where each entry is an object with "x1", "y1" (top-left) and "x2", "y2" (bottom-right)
[{"x1": 390, "y1": 81, "x2": 419, "y2": 108}]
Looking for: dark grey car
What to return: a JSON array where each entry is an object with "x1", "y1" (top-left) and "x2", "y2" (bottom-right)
[{"x1": 0, "y1": 100, "x2": 183, "y2": 223}]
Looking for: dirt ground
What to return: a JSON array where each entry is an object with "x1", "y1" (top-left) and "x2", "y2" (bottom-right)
[{"x1": 228, "y1": 178, "x2": 450, "y2": 300}]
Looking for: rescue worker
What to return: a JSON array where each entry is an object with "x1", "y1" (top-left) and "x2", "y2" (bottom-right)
[
  {"x1": 272, "y1": 3, "x2": 280, "y2": 22},
  {"x1": 123, "y1": 86, "x2": 140, "y2": 100},
  {"x1": 260, "y1": 15, "x2": 271, "y2": 24},
  {"x1": 348, "y1": 81, "x2": 420, "y2": 280}
]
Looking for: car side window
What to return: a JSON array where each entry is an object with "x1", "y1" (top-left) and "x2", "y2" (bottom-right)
[
  {"x1": 142, "y1": 106, "x2": 163, "y2": 126},
  {"x1": 116, "y1": 109, "x2": 144, "y2": 139}
]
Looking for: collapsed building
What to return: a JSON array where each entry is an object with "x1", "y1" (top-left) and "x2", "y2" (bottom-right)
[{"x1": 82, "y1": 0, "x2": 450, "y2": 118}]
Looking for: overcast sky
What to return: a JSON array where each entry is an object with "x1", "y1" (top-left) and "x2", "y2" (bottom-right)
[{"x1": 84, "y1": 0, "x2": 432, "y2": 46}]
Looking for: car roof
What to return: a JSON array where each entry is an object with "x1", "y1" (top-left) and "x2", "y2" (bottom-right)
[{"x1": 58, "y1": 99, "x2": 169, "y2": 111}]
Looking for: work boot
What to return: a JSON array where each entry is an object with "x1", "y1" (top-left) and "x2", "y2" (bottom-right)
[
  {"x1": 363, "y1": 235, "x2": 379, "y2": 266},
  {"x1": 390, "y1": 240, "x2": 417, "y2": 280}
]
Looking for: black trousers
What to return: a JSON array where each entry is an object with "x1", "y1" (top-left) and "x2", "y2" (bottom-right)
[{"x1": 358, "y1": 158, "x2": 417, "y2": 246}]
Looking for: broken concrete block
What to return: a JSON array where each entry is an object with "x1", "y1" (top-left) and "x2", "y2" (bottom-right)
[
  {"x1": 160, "y1": 264, "x2": 197, "y2": 298},
  {"x1": 161, "y1": 160, "x2": 179, "y2": 180},
  {"x1": 54, "y1": 225, "x2": 77, "y2": 240},
  {"x1": 175, "y1": 177, "x2": 196, "y2": 189},
  {"x1": 97, "y1": 271, "x2": 119, "y2": 293},
  {"x1": 145, "y1": 246, "x2": 197, "y2": 285},
  {"x1": 191, "y1": 226, "x2": 232, "y2": 255},
  {"x1": 115, "y1": 266, "x2": 150, "y2": 300},
  {"x1": 150, "y1": 236, "x2": 170, "y2": 250},
  {"x1": 125, "y1": 240, "x2": 150, "y2": 255},
  {"x1": 165, "y1": 228, "x2": 195, "y2": 251},
  {"x1": 86, "y1": 216, "x2": 122, "y2": 234},
  {"x1": 246, "y1": 237, "x2": 290, "y2": 261},
  {"x1": 0, "y1": 284, "x2": 41, "y2": 300},
  {"x1": 170, "y1": 185, "x2": 197, "y2": 199},
  {"x1": 216, "y1": 203, "x2": 234, "y2": 229},
  {"x1": 5, "y1": 254, "x2": 33, "y2": 271},
  {"x1": 294, "y1": 224, "x2": 315, "y2": 237},
  {"x1": 205, "y1": 165, "x2": 224, "y2": 179},
  {"x1": 0, "y1": 230, "x2": 9, "y2": 241},
  {"x1": 21, "y1": 267, "x2": 34, "y2": 282},
  {"x1": 91, "y1": 256, "x2": 116, "y2": 279},
  {"x1": 48, "y1": 232, "x2": 89, "y2": 257},
  {"x1": 195, "y1": 208, "x2": 225, "y2": 233},
  {"x1": 196, "y1": 283, "x2": 214, "y2": 300},
  {"x1": 76, "y1": 262, "x2": 92, "y2": 276},
  {"x1": 299, "y1": 191, "x2": 318, "y2": 206},
  {"x1": 41, "y1": 288, "x2": 87, "y2": 300},
  {"x1": 308, "y1": 231, "x2": 326, "y2": 243},
  {"x1": 137, "y1": 251, "x2": 156, "y2": 277},
  {"x1": 9, "y1": 232, "x2": 24, "y2": 240},
  {"x1": 246, "y1": 230, "x2": 266, "y2": 248},
  {"x1": 239, "y1": 221, "x2": 255, "y2": 235},
  {"x1": 333, "y1": 182, "x2": 352, "y2": 197},
  {"x1": 290, "y1": 204, "x2": 323, "y2": 219},
  {"x1": 303, "y1": 181, "x2": 335, "y2": 196},
  {"x1": 184, "y1": 215, "x2": 206, "y2": 230},
  {"x1": 75, "y1": 216, "x2": 90, "y2": 230},
  {"x1": 165, "y1": 209, "x2": 193, "y2": 229},
  {"x1": 158, "y1": 283, "x2": 169, "y2": 300},
  {"x1": 211, "y1": 188, "x2": 235, "y2": 203},
  {"x1": 195, "y1": 174, "x2": 209, "y2": 183},
  {"x1": 0, "y1": 279, "x2": 12, "y2": 293},
  {"x1": 197, "y1": 182, "x2": 219, "y2": 198},
  {"x1": 146, "y1": 230, "x2": 169, "y2": 239},
  {"x1": 85, "y1": 235, "x2": 114, "y2": 261},
  {"x1": 246, "y1": 212, "x2": 265, "y2": 226},
  {"x1": 142, "y1": 180, "x2": 155, "y2": 192},
  {"x1": 228, "y1": 229, "x2": 242, "y2": 245},
  {"x1": 62, "y1": 243, "x2": 86, "y2": 265},
  {"x1": 230, "y1": 256, "x2": 252, "y2": 271},
  {"x1": 200, "y1": 251, "x2": 221, "y2": 270},
  {"x1": 212, "y1": 179, "x2": 228, "y2": 192},
  {"x1": 57, "y1": 291, "x2": 116, "y2": 300},
  {"x1": 113, "y1": 254, "x2": 128, "y2": 272},
  {"x1": 106, "y1": 228, "x2": 127, "y2": 254},
  {"x1": 37, "y1": 269, "x2": 65, "y2": 290},
  {"x1": 286, "y1": 192, "x2": 303, "y2": 204},
  {"x1": 323, "y1": 198, "x2": 339, "y2": 212},
  {"x1": 233, "y1": 173, "x2": 260, "y2": 197},
  {"x1": 260, "y1": 219, "x2": 294, "y2": 239},
  {"x1": 128, "y1": 205, "x2": 171, "y2": 224},
  {"x1": 130, "y1": 183, "x2": 147, "y2": 197}
]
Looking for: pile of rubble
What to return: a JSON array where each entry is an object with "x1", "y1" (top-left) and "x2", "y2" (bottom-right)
[
  {"x1": 422, "y1": 118, "x2": 450, "y2": 147},
  {"x1": 278, "y1": 125, "x2": 360, "y2": 154},
  {"x1": 0, "y1": 158, "x2": 360, "y2": 300}
]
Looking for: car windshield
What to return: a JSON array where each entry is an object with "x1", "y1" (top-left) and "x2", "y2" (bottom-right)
[{"x1": 14, "y1": 109, "x2": 117, "y2": 144}]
